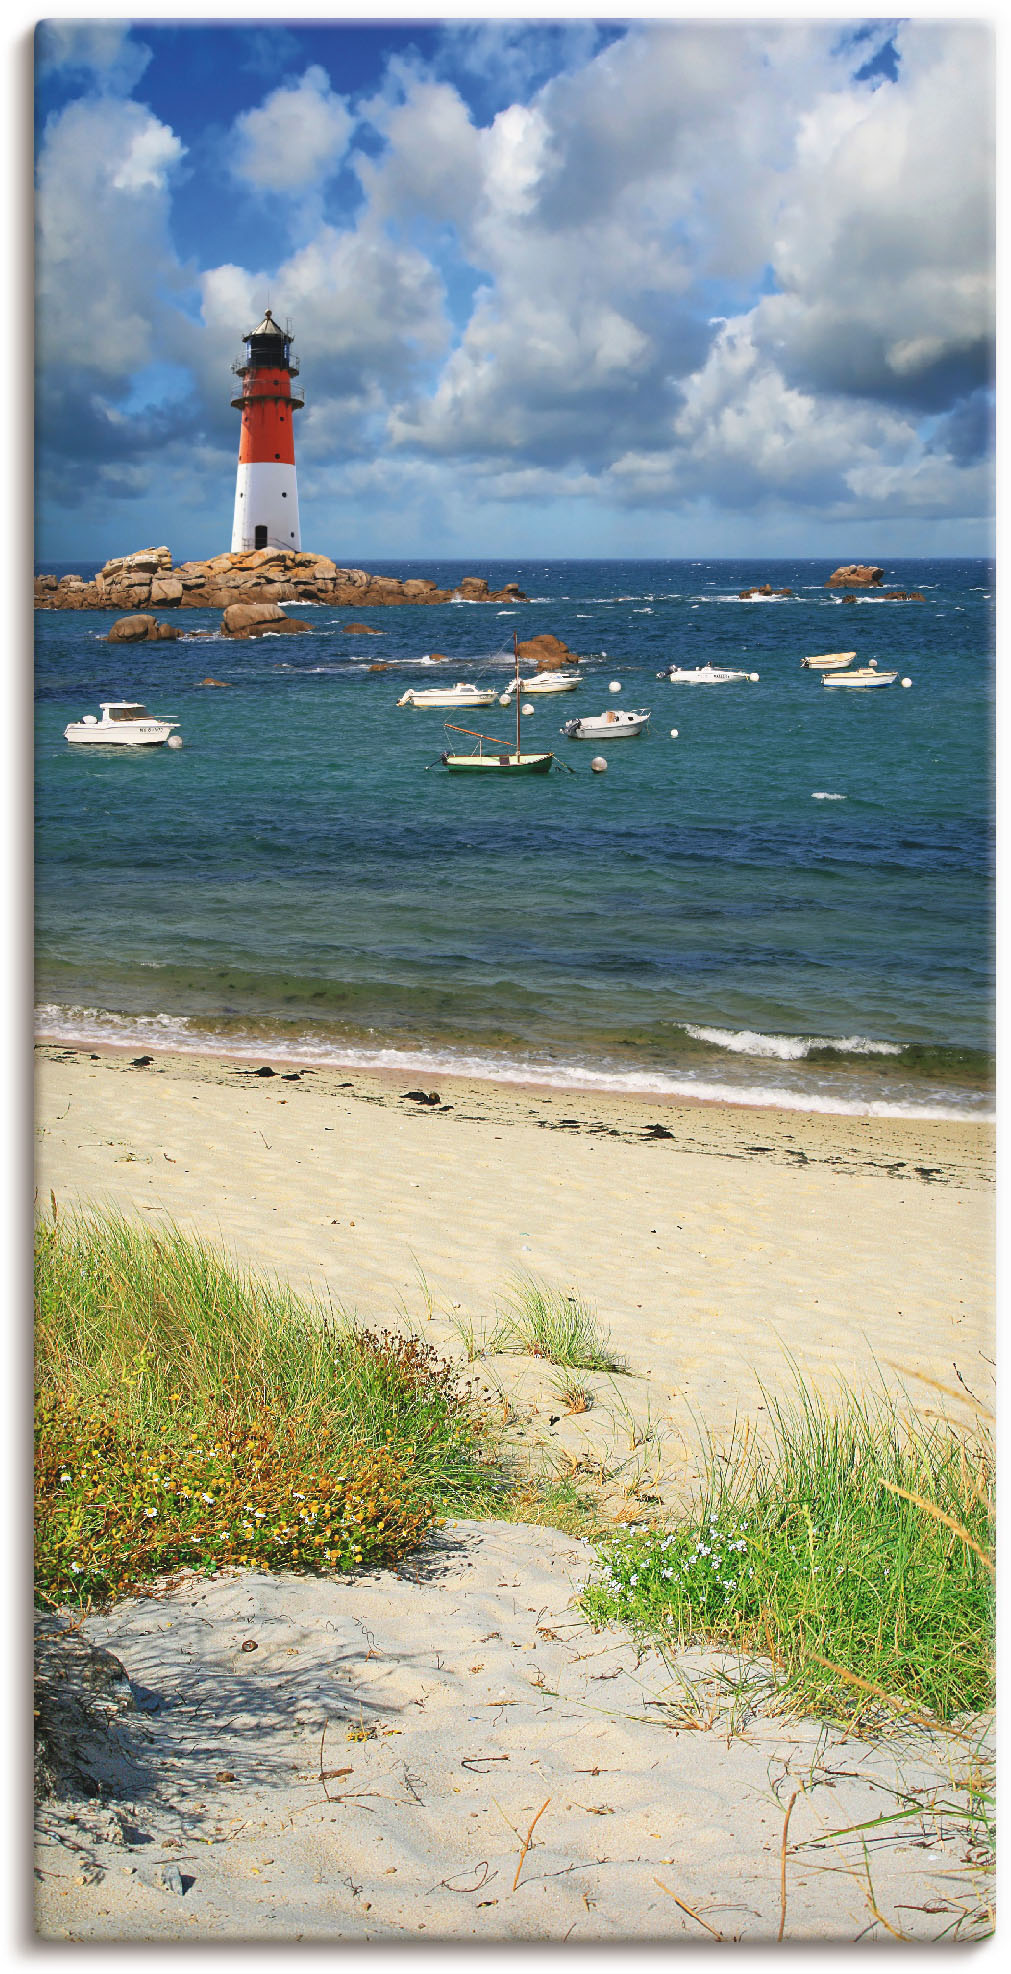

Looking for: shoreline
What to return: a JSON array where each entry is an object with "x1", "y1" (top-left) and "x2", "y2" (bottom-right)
[
  {"x1": 33, "y1": 1014, "x2": 994, "y2": 1126},
  {"x1": 35, "y1": 1040, "x2": 994, "y2": 1473}
]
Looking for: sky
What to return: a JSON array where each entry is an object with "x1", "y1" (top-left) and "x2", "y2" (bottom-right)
[{"x1": 32, "y1": 9, "x2": 996, "y2": 567}]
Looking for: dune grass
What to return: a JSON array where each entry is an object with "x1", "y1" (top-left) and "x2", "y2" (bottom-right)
[
  {"x1": 492, "y1": 1278, "x2": 626, "y2": 1372},
  {"x1": 35, "y1": 1208, "x2": 507, "y2": 1608},
  {"x1": 582, "y1": 1379, "x2": 994, "y2": 1726}
]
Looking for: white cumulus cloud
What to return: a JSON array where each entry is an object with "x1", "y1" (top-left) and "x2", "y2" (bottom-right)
[{"x1": 231, "y1": 65, "x2": 353, "y2": 193}]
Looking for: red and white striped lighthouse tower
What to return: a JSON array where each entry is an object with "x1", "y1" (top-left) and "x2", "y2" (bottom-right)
[{"x1": 230, "y1": 308, "x2": 304, "y2": 553}]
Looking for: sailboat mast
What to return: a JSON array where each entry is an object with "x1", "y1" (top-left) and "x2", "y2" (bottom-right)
[{"x1": 513, "y1": 632, "x2": 521, "y2": 760}]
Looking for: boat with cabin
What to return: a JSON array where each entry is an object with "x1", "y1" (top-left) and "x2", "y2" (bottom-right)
[
  {"x1": 397, "y1": 682, "x2": 499, "y2": 708},
  {"x1": 658, "y1": 663, "x2": 759, "y2": 684},
  {"x1": 64, "y1": 701, "x2": 179, "y2": 746}
]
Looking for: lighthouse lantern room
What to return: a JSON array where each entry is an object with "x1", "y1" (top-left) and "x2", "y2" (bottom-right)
[{"x1": 230, "y1": 308, "x2": 304, "y2": 554}]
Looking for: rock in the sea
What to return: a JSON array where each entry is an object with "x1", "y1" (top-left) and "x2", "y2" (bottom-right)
[
  {"x1": 342, "y1": 622, "x2": 384, "y2": 634},
  {"x1": 197, "y1": 676, "x2": 232, "y2": 686},
  {"x1": 107, "y1": 614, "x2": 180, "y2": 643},
  {"x1": 221, "y1": 601, "x2": 312, "y2": 638},
  {"x1": 515, "y1": 633, "x2": 581, "y2": 671},
  {"x1": 738, "y1": 584, "x2": 792, "y2": 598},
  {"x1": 825, "y1": 564, "x2": 884, "y2": 587},
  {"x1": 35, "y1": 546, "x2": 529, "y2": 612}
]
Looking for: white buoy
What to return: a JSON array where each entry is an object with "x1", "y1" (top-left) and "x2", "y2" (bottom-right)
[
  {"x1": 901, "y1": 677, "x2": 913, "y2": 688},
  {"x1": 750, "y1": 672, "x2": 760, "y2": 682},
  {"x1": 608, "y1": 680, "x2": 621, "y2": 694},
  {"x1": 522, "y1": 702, "x2": 534, "y2": 715},
  {"x1": 167, "y1": 734, "x2": 183, "y2": 749},
  {"x1": 498, "y1": 694, "x2": 511, "y2": 707},
  {"x1": 591, "y1": 755, "x2": 608, "y2": 773},
  {"x1": 669, "y1": 728, "x2": 679, "y2": 739}
]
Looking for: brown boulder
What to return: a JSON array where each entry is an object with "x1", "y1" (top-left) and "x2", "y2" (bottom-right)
[
  {"x1": 197, "y1": 677, "x2": 232, "y2": 687},
  {"x1": 516, "y1": 633, "x2": 580, "y2": 671},
  {"x1": 342, "y1": 622, "x2": 384, "y2": 634},
  {"x1": 826, "y1": 565, "x2": 884, "y2": 587},
  {"x1": 107, "y1": 614, "x2": 179, "y2": 643},
  {"x1": 739, "y1": 584, "x2": 792, "y2": 598},
  {"x1": 221, "y1": 601, "x2": 311, "y2": 638}
]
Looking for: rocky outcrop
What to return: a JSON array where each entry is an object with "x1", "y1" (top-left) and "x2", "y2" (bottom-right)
[
  {"x1": 35, "y1": 547, "x2": 529, "y2": 612},
  {"x1": 880, "y1": 590, "x2": 924, "y2": 601},
  {"x1": 221, "y1": 601, "x2": 312, "y2": 638},
  {"x1": 107, "y1": 614, "x2": 181, "y2": 643},
  {"x1": 826, "y1": 565, "x2": 884, "y2": 587},
  {"x1": 516, "y1": 633, "x2": 581, "y2": 671},
  {"x1": 739, "y1": 584, "x2": 792, "y2": 598},
  {"x1": 342, "y1": 622, "x2": 384, "y2": 634}
]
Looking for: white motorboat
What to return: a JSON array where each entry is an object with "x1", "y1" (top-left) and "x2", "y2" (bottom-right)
[
  {"x1": 801, "y1": 650, "x2": 857, "y2": 669},
  {"x1": 821, "y1": 662, "x2": 901, "y2": 689},
  {"x1": 502, "y1": 670, "x2": 581, "y2": 695},
  {"x1": 397, "y1": 682, "x2": 499, "y2": 708},
  {"x1": 64, "y1": 701, "x2": 179, "y2": 746},
  {"x1": 562, "y1": 707, "x2": 651, "y2": 739},
  {"x1": 658, "y1": 663, "x2": 759, "y2": 683}
]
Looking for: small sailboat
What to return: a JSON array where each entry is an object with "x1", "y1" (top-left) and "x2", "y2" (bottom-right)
[
  {"x1": 440, "y1": 635, "x2": 554, "y2": 773},
  {"x1": 658, "y1": 663, "x2": 759, "y2": 683},
  {"x1": 801, "y1": 650, "x2": 857, "y2": 669}
]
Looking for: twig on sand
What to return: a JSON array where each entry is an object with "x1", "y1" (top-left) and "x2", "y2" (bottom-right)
[
  {"x1": 652, "y1": 1879, "x2": 724, "y2": 1939},
  {"x1": 512, "y1": 1798, "x2": 551, "y2": 1892},
  {"x1": 318, "y1": 1721, "x2": 353, "y2": 1800},
  {"x1": 778, "y1": 1788, "x2": 800, "y2": 1940}
]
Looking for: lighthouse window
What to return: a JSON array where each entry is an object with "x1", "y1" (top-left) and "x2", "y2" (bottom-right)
[
  {"x1": 281, "y1": 491, "x2": 287, "y2": 497},
  {"x1": 255, "y1": 525, "x2": 268, "y2": 549}
]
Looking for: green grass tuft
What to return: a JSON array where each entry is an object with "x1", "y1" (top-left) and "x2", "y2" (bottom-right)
[
  {"x1": 582, "y1": 1378, "x2": 994, "y2": 1725},
  {"x1": 493, "y1": 1278, "x2": 625, "y2": 1372}
]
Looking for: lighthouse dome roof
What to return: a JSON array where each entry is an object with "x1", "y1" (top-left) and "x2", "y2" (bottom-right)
[{"x1": 247, "y1": 308, "x2": 288, "y2": 340}]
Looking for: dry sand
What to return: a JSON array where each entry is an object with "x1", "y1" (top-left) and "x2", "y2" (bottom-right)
[
  {"x1": 35, "y1": 1524, "x2": 992, "y2": 1943},
  {"x1": 33, "y1": 1043, "x2": 995, "y2": 1940}
]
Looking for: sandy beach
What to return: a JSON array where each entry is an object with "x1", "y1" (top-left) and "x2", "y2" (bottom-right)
[
  {"x1": 33, "y1": 1042, "x2": 995, "y2": 1940},
  {"x1": 35, "y1": 1042, "x2": 993, "y2": 1467}
]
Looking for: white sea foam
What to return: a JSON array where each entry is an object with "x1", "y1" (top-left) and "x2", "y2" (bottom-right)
[
  {"x1": 811, "y1": 791, "x2": 846, "y2": 800},
  {"x1": 683, "y1": 1023, "x2": 903, "y2": 1061},
  {"x1": 34, "y1": 1004, "x2": 988, "y2": 1121}
]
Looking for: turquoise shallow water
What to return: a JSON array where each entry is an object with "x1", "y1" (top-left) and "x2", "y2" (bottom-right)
[{"x1": 35, "y1": 558, "x2": 994, "y2": 1116}]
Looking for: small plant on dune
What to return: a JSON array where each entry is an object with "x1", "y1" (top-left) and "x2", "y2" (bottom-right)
[
  {"x1": 583, "y1": 1378, "x2": 994, "y2": 1726},
  {"x1": 34, "y1": 1210, "x2": 508, "y2": 1608},
  {"x1": 493, "y1": 1278, "x2": 625, "y2": 1373}
]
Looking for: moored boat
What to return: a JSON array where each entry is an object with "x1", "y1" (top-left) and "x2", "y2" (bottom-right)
[
  {"x1": 562, "y1": 707, "x2": 650, "y2": 739},
  {"x1": 64, "y1": 701, "x2": 179, "y2": 746},
  {"x1": 502, "y1": 670, "x2": 581, "y2": 695},
  {"x1": 658, "y1": 663, "x2": 759, "y2": 683},
  {"x1": 821, "y1": 662, "x2": 901, "y2": 689},
  {"x1": 439, "y1": 634, "x2": 555, "y2": 773},
  {"x1": 397, "y1": 682, "x2": 499, "y2": 708},
  {"x1": 801, "y1": 651, "x2": 857, "y2": 669}
]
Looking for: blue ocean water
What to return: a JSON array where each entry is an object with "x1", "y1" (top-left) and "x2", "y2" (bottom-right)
[{"x1": 35, "y1": 558, "x2": 994, "y2": 1117}]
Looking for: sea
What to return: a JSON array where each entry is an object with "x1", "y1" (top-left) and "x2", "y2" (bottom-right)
[{"x1": 34, "y1": 558, "x2": 994, "y2": 1120}]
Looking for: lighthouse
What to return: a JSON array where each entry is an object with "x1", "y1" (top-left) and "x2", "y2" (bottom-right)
[{"x1": 230, "y1": 308, "x2": 304, "y2": 553}]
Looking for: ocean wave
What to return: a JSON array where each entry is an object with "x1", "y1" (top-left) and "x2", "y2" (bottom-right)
[
  {"x1": 682, "y1": 1023, "x2": 903, "y2": 1061},
  {"x1": 811, "y1": 791, "x2": 846, "y2": 800},
  {"x1": 34, "y1": 1004, "x2": 989, "y2": 1121}
]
